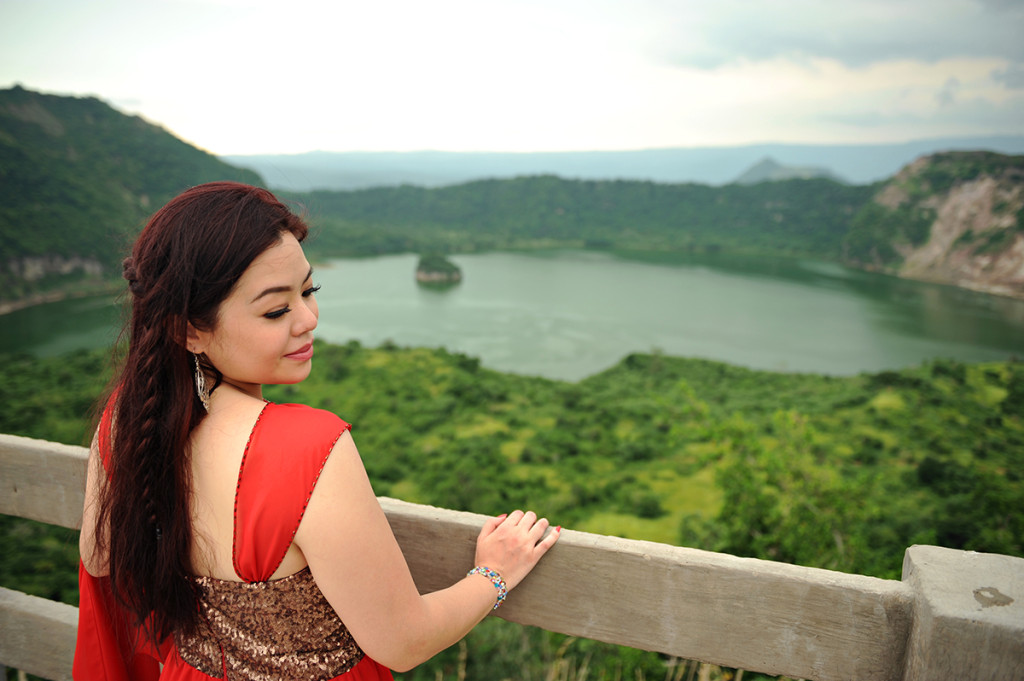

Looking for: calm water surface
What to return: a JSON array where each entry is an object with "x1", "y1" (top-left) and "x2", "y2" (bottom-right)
[{"x1": 4, "y1": 251, "x2": 1024, "y2": 381}]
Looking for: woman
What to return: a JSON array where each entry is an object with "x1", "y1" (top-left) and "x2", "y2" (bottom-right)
[{"x1": 75, "y1": 182, "x2": 560, "y2": 680}]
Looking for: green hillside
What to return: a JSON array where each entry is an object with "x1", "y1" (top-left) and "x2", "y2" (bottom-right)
[
  {"x1": 0, "y1": 85, "x2": 262, "y2": 302},
  {"x1": 1, "y1": 342, "x2": 1020, "y2": 679},
  {"x1": 3, "y1": 342, "x2": 1019, "y2": 583}
]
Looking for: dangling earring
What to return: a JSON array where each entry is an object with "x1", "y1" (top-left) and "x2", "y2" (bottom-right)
[{"x1": 193, "y1": 353, "x2": 211, "y2": 412}]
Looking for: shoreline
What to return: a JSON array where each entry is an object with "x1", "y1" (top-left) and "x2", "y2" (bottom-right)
[
  {"x1": 2, "y1": 251, "x2": 1023, "y2": 316},
  {"x1": 0, "y1": 282, "x2": 122, "y2": 316},
  {"x1": 612, "y1": 248, "x2": 1024, "y2": 302}
]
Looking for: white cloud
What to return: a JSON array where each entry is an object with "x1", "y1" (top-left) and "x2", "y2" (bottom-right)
[
  {"x1": 1, "y1": 0, "x2": 1021, "y2": 153},
  {"x1": 993, "y1": 63, "x2": 1024, "y2": 89},
  {"x1": 646, "y1": 0, "x2": 1024, "y2": 69},
  {"x1": 937, "y1": 78, "x2": 962, "y2": 106}
]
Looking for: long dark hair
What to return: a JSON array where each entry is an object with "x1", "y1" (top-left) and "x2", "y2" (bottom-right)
[{"x1": 95, "y1": 182, "x2": 309, "y2": 642}]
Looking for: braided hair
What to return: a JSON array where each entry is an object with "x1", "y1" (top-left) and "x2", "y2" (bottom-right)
[{"x1": 95, "y1": 182, "x2": 309, "y2": 643}]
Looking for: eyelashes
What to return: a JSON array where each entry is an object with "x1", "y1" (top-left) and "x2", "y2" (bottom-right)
[{"x1": 264, "y1": 284, "x2": 320, "y2": 319}]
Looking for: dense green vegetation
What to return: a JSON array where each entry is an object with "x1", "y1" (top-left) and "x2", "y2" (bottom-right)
[
  {"x1": 415, "y1": 252, "x2": 462, "y2": 286},
  {"x1": 2, "y1": 342, "x2": 1020, "y2": 679},
  {"x1": 910, "y1": 151, "x2": 1024, "y2": 196},
  {"x1": 841, "y1": 202, "x2": 936, "y2": 266},
  {"x1": 292, "y1": 176, "x2": 873, "y2": 261}
]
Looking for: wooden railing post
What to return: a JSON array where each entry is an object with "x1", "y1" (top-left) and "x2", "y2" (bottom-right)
[{"x1": 899, "y1": 545, "x2": 1024, "y2": 681}]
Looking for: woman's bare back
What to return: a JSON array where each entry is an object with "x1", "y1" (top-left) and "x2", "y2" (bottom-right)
[{"x1": 187, "y1": 391, "x2": 308, "y2": 581}]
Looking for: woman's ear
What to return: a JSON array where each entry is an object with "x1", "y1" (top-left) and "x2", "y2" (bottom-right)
[{"x1": 185, "y1": 322, "x2": 207, "y2": 355}]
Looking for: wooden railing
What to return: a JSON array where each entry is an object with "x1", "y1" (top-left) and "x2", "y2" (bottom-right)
[{"x1": 2, "y1": 432, "x2": 1022, "y2": 681}]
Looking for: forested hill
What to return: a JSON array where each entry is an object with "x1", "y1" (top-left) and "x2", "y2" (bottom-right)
[
  {"x1": 292, "y1": 176, "x2": 872, "y2": 259},
  {"x1": 0, "y1": 85, "x2": 262, "y2": 305}
]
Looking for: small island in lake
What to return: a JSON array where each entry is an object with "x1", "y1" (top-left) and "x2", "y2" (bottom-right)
[{"x1": 415, "y1": 253, "x2": 462, "y2": 287}]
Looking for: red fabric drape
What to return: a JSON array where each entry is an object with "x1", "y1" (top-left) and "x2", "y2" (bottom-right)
[{"x1": 73, "y1": 563, "x2": 164, "y2": 680}]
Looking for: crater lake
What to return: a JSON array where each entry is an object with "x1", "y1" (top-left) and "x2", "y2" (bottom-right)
[{"x1": 4, "y1": 250, "x2": 1024, "y2": 381}]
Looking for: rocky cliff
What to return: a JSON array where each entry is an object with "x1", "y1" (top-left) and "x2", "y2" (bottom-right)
[{"x1": 843, "y1": 152, "x2": 1024, "y2": 299}]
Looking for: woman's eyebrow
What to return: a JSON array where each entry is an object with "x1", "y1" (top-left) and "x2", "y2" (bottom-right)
[{"x1": 250, "y1": 266, "x2": 314, "y2": 303}]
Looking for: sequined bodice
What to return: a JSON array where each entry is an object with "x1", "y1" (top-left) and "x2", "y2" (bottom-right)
[{"x1": 175, "y1": 567, "x2": 364, "y2": 681}]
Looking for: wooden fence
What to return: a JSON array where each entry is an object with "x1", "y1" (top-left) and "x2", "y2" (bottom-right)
[{"x1": 1, "y1": 432, "x2": 1022, "y2": 681}]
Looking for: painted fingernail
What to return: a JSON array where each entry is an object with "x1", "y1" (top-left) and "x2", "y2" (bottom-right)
[{"x1": 555, "y1": 526, "x2": 562, "y2": 532}]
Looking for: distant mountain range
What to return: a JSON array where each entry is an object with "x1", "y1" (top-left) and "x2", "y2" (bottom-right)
[{"x1": 222, "y1": 136, "x2": 1024, "y2": 191}]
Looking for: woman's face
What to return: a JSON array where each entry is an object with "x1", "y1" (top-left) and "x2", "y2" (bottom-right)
[{"x1": 190, "y1": 232, "x2": 319, "y2": 398}]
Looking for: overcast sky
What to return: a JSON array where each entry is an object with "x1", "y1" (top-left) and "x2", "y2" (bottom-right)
[{"x1": 1, "y1": 0, "x2": 1021, "y2": 155}]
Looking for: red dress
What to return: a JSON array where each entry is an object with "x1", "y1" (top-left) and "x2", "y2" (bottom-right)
[{"x1": 74, "y1": 402, "x2": 394, "y2": 681}]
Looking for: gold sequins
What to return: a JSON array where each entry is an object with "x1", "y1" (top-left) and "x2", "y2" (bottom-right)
[{"x1": 176, "y1": 568, "x2": 363, "y2": 681}]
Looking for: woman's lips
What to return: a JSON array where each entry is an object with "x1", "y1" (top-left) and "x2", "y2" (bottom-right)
[{"x1": 285, "y1": 342, "x2": 314, "y2": 361}]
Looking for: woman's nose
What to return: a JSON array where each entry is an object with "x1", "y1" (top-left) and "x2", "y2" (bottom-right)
[{"x1": 295, "y1": 298, "x2": 318, "y2": 334}]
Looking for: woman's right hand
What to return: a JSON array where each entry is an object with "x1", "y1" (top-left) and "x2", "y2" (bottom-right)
[
  {"x1": 302, "y1": 434, "x2": 560, "y2": 672},
  {"x1": 473, "y1": 510, "x2": 560, "y2": 592}
]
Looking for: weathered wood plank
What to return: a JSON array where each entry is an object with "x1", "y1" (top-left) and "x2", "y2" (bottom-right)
[
  {"x1": 0, "y1": 587, "x2": 77, "y2": 681},
  {"x1": 2, "y1": 438, "x2": 915, "y2": 681},
  {"x1": 381, "y1": 497, "x2": 915, "y2": 681},
  {"x1": 0, "y1": 434, "x2": 87, "y2": 529}
]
